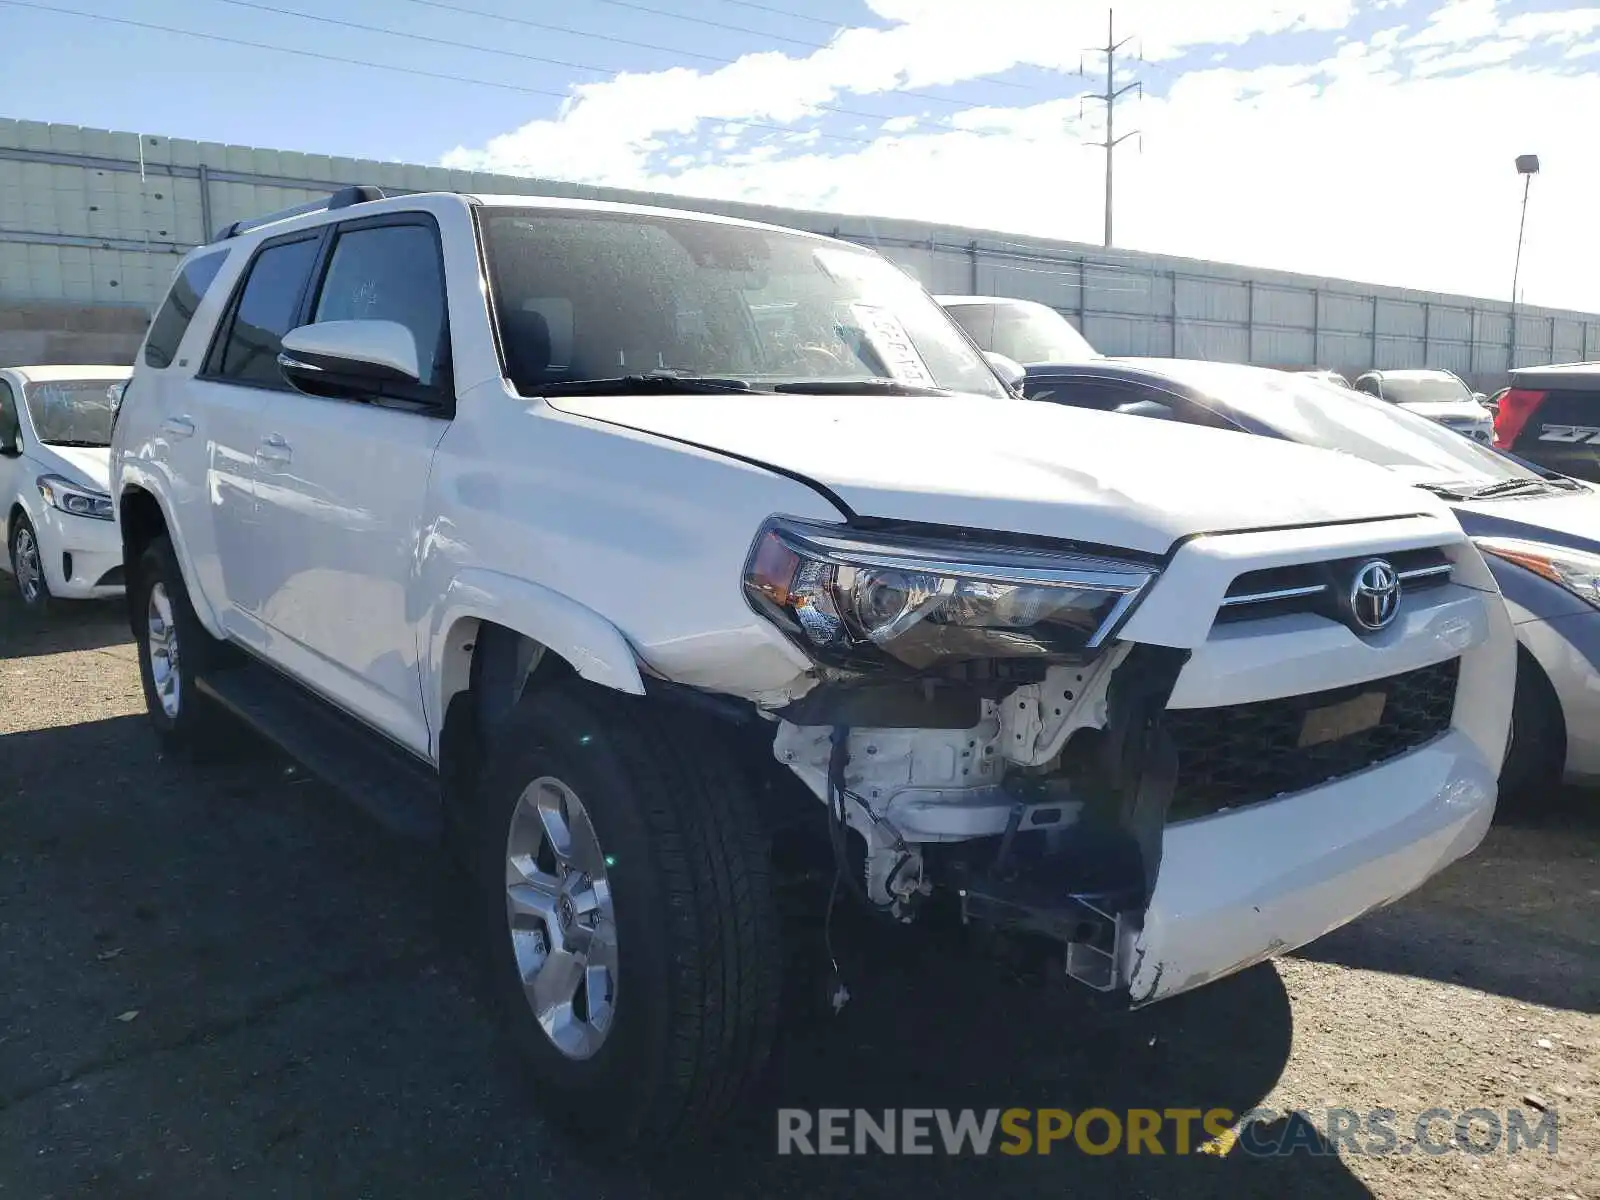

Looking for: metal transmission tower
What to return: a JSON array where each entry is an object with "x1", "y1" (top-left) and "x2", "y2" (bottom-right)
[{"x1": 1082, "y1": 8, "x2": 1142, "y2": 248}]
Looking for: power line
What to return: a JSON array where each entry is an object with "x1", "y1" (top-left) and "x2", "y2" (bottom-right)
[
  {"x1": 713, "y1": 0, "x2": 846, "y2": 26},
  {"x1": 210, "y1": 0, "x2": 631, "y2": 81},
  {"x1": 397, "y1": 0, "x2": 735, "y2": 67},
  {"x1": 205, "y1": 0, "x2": 1014, "y2": 133},
  {"x1": 581, "y1": 0, "x2": 833, "y2": 50},
  {"x1": 1, "y1": 1, "x2": 572, "y2": 97},
  {"x1": 399, "y1": 0, "x2": 1044, "y2": 96},
  {"x1": 1081, "y1": 7, "x2": 1141, "y2": 248},
  {"x1": 0, "y1": 1, "x2": 882, "y2": 145}
]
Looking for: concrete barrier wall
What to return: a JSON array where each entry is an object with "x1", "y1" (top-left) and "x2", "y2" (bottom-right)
[
  {"x1": 0, "y1": 301, "x2": 147, "y2": 368},
  {"x1": 3, "y1": 118, "x2": 1596, "y2": 386}
]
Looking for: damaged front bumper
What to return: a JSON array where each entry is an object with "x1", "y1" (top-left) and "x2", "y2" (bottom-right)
[
  {"x1": 1127, "y1": 728, "x2": 1495, "y2": 1003},
  {"x1": 767, "y1": 512, "x2": 1515, "y2": 1008}
]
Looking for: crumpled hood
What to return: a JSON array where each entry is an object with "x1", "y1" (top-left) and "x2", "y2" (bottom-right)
[
  {"x1": 550, "y1": 392, "x2": 1443, "y2": 555},
  {"x1": 29, "y1": 443, "x2": 111, "y2": 493}
]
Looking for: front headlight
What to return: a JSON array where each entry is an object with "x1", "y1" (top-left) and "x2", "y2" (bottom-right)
[
  {"x1": 1476, "y1": 537, "x2": 1600, "y2": 609},
  {"x1": 743, "y1": 517, "x2": 1156, "y2": 671},
  {"x1": 37, "y1": 474, "x2": 114, "y2": 522}
]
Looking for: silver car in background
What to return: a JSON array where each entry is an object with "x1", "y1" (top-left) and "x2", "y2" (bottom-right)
[{"x1": 1353, "y1": 368, "x2": 1496, "y2": 443}]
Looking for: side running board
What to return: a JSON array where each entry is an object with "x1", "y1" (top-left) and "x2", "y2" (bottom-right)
[{"x1": 197, "y1": 662, "x2": 442, "y2": 839}]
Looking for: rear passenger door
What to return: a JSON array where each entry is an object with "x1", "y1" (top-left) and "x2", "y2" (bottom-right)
[
  {"x1": 183, "y1": 234, "x2": 323, "y2": 640},
  {"x1": 248, "y1": 214, "x2": 454, "y2": 755}
]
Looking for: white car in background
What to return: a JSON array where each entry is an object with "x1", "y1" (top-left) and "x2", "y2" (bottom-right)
[
  {"x1": 935, "y1": 294, "x2": 1100, "y2": 364},
  {"x1": 1352, "y1": 368, "x2": 1495, "y2": 443},
  {"x1": 1, "y1": 364, "x2": 131, "y2": 611}
]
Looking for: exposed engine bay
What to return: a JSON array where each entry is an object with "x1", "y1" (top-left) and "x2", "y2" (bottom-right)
[{"x1": 770, "y1": 644, "x2": 1191, "y2": 998}]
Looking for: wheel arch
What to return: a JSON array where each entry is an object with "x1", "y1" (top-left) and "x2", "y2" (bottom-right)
[
  {"x1": 425, "y1": 569, "x2": 647, "y2": 758},
  {"x1": 116, "y1": 480, "x2": 222, "y2": 639},
  {"x1": 1505, "y1": 636, "x2": 1568, "y2": 788},
  {"x1": 3, "y1": 499, "x2": 27, "y2": 558}
]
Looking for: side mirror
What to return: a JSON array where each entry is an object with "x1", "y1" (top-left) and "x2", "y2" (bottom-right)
[
  {"x1": 984, "y1": 350, "x2": 1027, "y2": 392},
  {"x1": 278, "y1": 320, "x2": 422, "y2": 400}
]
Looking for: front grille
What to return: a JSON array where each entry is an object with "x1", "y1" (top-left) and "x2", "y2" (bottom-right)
[
  {"x1": 1215, "y1": 546, "x2": 1453, "y2": 625},
  {"x1": 95, "y1": 565, "x2": 125, "y2": 587},
  {"x1": 1163, "y1": 657, "x2": 1460, "y2": 822}
]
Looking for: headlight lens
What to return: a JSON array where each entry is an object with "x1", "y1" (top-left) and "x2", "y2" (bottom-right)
[
  {"x1": 744, "y1": 517, "x2": 1156, "y2": 670},
  {"x1": 1476, "y1": 536, "x2": 1600, "y2": 608},
  {"x1": 37, "y1": 474, "x2": 114, "y2": 522}
]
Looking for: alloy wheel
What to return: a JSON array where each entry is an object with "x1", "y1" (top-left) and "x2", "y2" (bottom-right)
[
  {"x1": 146, "y1": 582, "x2": 182, "y2": 719},
  {"x1": 13, "y1": 527, "x2": 43, "y2": 605},
  {"x1": 504, "y1": 776, "x2": 619, "y2": 1060}
]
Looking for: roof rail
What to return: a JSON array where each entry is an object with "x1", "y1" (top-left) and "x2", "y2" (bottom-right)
[{"x1": 211, "y1": 185, "x2": 389, "y2": 243}]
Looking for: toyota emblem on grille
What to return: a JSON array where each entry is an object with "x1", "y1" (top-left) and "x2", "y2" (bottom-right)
[{"x1": 1349, "y1": 559, "x2": 1402, "y2": 632}]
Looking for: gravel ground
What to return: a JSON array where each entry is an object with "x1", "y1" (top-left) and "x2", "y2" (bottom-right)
[{"x1": 1, "y1": 592, "x2": 1595, "y2": 1199}]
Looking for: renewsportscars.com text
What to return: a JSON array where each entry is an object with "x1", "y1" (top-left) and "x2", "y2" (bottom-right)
[{"x1": 776, "y1": 1106, "x2": 1559, "y2": 1157}]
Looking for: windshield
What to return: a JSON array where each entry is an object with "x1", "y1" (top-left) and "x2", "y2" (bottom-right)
[
  {"x1": 479, "y1": 210, "x2": 1007, "y2": 399},
  {"x1": 1378, "y1": 374, "x2": 1473, "y2": 404},
  {"x1": 943, "y1": 299, "x2": 1098, "y2": 365},
  {"x1": 23, "y1": 379, "x2": 124, "y2": 447},
  {"x1": 1159, "y1": 363, "x2": 1539, "y2": 489}
]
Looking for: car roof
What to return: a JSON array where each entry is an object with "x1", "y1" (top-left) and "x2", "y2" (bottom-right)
[
  {"x1": 3, "y1": 364, "x2": 132, "y2": 384},
  {"x1": 1511, "y1": 360, "x2": 1600, "y2": 387},
  {"x1": 1027, "y1": 356, "x2": 1249, "y2": 390},
  {"x1": 1363, "y1": 368, "x2": 1461, "y2": 380},
  {"x1": 210, "y1": 189, "x2": 853, "y2": 252},
  {"x1": 464, "y1": 193, "x2": 850, "y2": 242},
  {"x1": 932, "y1": 295, "x2": 1036, "y2": 307}
]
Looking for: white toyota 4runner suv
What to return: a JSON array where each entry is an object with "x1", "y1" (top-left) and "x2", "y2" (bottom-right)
[{"x1": 112, "y1": 187, "x2": 1515, "y2": 1143}]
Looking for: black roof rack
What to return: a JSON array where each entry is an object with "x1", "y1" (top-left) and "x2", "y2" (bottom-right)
[{"x1": 211, "y1": 185, "x2": 389, "y2": 243}]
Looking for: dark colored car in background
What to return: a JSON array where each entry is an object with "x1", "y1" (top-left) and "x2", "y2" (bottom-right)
[
  {"x1": 1021, "y1": 357, "x2": 1600, "y2": 800},
  {"x1": 1493, "y1": 362, "x2": 1600, "y2": 483}
]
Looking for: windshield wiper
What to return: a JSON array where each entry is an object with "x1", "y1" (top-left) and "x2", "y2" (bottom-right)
[
  {"x1": 771, "y1": 378, "x2": 954, "y2": 397},
  {"x1": 1461, "y1": 478, "x2": 1552, "y2": 500},
  {"x1": 533, "y1": 374, "x2": 762, "y2": 398},
  {"x1": 41, "y1": 439, "x2": 110, "y2": 448},
  {"x1": 1413, "y1": 482, "x2": 1477, "y2": 501}
]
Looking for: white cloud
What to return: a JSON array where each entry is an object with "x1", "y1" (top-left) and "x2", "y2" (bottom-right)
[
  {"x1": 442, "y1": 0, "x2": 1599, "y2": 311},
  {"x1": 1405, "y1": 0, "x2": 1503, "y2": 47}
]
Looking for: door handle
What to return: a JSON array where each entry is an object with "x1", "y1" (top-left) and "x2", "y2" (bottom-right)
[
  {"x1": 255, "y1": 433, "x2": 293, "y2": 467},
  {"x1": 161, "y1": 415, "x2": 195, "y2": 439}
]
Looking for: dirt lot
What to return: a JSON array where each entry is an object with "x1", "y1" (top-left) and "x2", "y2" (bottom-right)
[{"x1": 1, "y1": 593, "x2": 1596, "y2": 1200}]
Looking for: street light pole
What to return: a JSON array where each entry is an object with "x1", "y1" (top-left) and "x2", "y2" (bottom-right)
[{"x1": 1510, "y1": 153, "x2": 1540, "y2": 370}]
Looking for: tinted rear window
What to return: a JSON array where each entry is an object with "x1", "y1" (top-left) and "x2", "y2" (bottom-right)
[
  {"x1": 144, "y1": 250, "x2": 229, "y2": 369},
  {"x1": 213, "y1": 238, "x2": 321, "y2": 387}
]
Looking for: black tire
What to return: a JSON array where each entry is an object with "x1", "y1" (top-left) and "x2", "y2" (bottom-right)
[
  {"x1": 132, "y1": 534, "x2": 231, "y2": 755},
  {"x1": 1499, "y1": 647, "x2": 1565, "y2": 810},
  {"x1": 8, "y1": 512, "x2": 51, "y2": 613},
  {"x1": 474, "y1": 679, "x2": 781, "y2": 1146}
]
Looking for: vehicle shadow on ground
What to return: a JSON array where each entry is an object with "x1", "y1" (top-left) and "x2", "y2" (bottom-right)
[
  {"x1": 0, "y1": 713, "x2": 1371, "y2": 1200},
  {"x1": 1292, "y1": 790, "x2": 1600, "y2": 1014},
  {"x1": 0, "y1": 593, "x2": 129, "y2": 658},
  {"x1": 614, "y1": 916, "x2": 1373, "y2": 1200}
]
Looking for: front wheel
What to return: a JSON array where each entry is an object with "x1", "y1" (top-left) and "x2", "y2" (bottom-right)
[
  {"x1": 9, "y1": 514, "x2": 51, "y2": 612},
  {"x1": 475, "y1": 681, "x2": 782, "y2": 1145}
]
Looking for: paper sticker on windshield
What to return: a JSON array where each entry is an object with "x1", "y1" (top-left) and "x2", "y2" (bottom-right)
[{"x1": 849, "y1": 303, "x2": 936, "y2": 387}]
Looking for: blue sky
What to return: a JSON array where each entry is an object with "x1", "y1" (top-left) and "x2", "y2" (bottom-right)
[{"x1": 1, "y1": 1, "x2": 1596, "y2": 307}]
